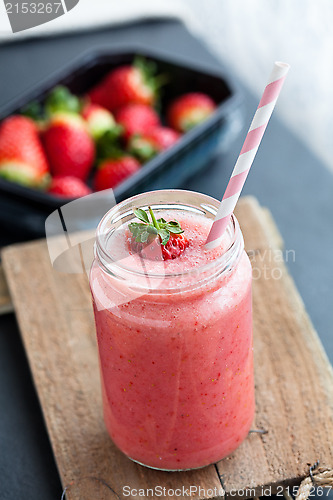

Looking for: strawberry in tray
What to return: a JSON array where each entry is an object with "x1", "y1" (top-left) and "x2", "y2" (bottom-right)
[
  {"x1": 114, "y1": 103, "x2": 160, "y2": 142},
  {"x1": 49, "y1": 175, "x2": 92, "y2": 198},
  {"x1": 88, "y1": 58, "x2": 161, "y2": 112},
  {"x1": 82, "y1": 103, "x2": 122, "y2": 141},
  {"x1": 0, "y1": 115, "x2": 50, "y2": 188},
  {"x1": 167, "y1": 92, "x2": 216, "y2": 133},
  {"x1": 43, "y1": 112, "x2": 95, "y2": 181},
  {"x1": 94, "y1": 155, "x2": 140, "y2": 191},
  {"x1": 129, "y1": 126, "x2": 181, "y2": 162}
]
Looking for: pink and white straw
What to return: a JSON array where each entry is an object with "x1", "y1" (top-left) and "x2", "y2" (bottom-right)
[{"x1": 205, "y1": 61, "x2": 290, "y2": 248}]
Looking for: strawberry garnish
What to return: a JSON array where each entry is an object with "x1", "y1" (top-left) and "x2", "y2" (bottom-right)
[
  {"x1": 94, "y1": 155, "x2": 140, "y2": 191},
  {"x1": 114, "y1": 103, "x2": 160, "y2": 142},
  {"x1": 129, "y1": 126, "x2": 180, "y2": 162},
  {"x1": 129, "y1": 207, "x2": 189, "y2": 260},
  {"x1": 167, "y1": 92, "x2": 216, "y2": 133},
  {"x1": 48, "y1": 175, "x2": 92, "y2": 198}
]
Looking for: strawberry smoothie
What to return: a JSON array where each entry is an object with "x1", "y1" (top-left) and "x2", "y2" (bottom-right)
[{"x1": 90, "y1": 190, "x2": 254, "y2": 470}]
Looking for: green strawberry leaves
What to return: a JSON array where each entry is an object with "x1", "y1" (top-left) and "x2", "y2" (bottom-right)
[
  {"x1": 21, "y1": 86, "x2": 83, "y2": 124},
  {"x1": 157, "y1": 228, "x2": 169, "y2": 245},
  {"x1": 45, "y1": 86, "x2": 82, "y2": 116},
  {"x1": 21, "y1": 101, "x2": 44, "y2": 121},
  {"x1": 134, "y1": 208, "x2": 149, "y2": 224},
  {"x1": 133, "y1": 56, "x2": 168, "y2": 112},
  {"x1": 129, "y1": 135, "x2": 158, "y2": 163},
  {"x1": 95, "y1": 126, "x2": 124, "y2": 162},
  {"x1": 129, "y1": 222, "x2": 158, "y2": 244},
  {"x1": 129, "y1": 206, "x2": 184, "y2": 246},
  {"x1": 166, "y1": 221, "x2": 184, "y2": 234}
]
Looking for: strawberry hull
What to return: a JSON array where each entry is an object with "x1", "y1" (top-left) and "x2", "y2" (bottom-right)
[{"x1": 0, "y1": 47, "x2": 242, "y2": 238}]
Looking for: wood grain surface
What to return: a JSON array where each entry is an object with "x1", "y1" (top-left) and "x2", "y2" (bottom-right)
[{"x1": 2, "y1": 196, "x2": 332, "y2": 500}]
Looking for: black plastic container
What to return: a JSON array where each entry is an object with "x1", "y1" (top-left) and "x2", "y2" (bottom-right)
[{"x1": 0, "y1": 46, "x2": 243, "y2": 239}]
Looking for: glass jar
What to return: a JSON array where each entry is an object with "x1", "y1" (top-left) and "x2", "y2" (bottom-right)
[{"x1": 89, "y1": 190, "x2": 254, "y2": 471}]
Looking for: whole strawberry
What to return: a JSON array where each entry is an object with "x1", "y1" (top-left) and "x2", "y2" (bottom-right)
[
  {"x1": 94, "y1": 155, "x2": 140, "y2": 191},
  {"x1": 114, "y1": 104, "x2": 160, "y2": 142},
  {"x1": 82, "y1": 103, "x2": 121, "y2": 141},
  {"x1": 167, "y1": 92, "x2": 216, "y2": 133},
  {"x1": 43, "y1": 112, "x2": 95, "y2": 181},
  {"x1": 88, "y1": 58, "x2": 159, "y2": 111},
  {"x1": 0, "y1": 115, "x2": 50, "y2": 188},
  {"x1": 129, "y1": 126, "x2": 180, "y2": 162},
  {"x1": 129, "y1": 207, "x2": 189, "y2": 261},
  {"x1": 49, "y1": 175, "x2": 92, "y2": 198}
]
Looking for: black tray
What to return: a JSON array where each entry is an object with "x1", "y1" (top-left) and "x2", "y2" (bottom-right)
[{"x1": 0, "y1": 45, "x2": 243, "y2": 237}]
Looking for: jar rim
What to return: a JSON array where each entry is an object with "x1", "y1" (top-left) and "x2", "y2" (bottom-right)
[{"x1": 95, "y1": 190, "x2": 243, "y2": 283}]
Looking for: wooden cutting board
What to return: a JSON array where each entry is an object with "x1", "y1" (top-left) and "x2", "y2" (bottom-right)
[{"x1": 2, "y1": 196, "x2": 332, "y2": 500}]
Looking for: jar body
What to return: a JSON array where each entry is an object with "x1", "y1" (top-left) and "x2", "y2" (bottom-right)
[{"x1": 90, "y1": 190, "x2": 254, "y2": 470}]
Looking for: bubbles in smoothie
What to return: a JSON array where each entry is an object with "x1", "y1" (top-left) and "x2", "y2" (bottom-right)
[{"x1": 106, "y1": 210, "x2": 230, "y2": 275}]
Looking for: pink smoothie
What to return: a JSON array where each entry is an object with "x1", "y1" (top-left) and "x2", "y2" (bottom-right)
[{"x1": 90, "y1": 210, "x2": 254, "y2": 470}]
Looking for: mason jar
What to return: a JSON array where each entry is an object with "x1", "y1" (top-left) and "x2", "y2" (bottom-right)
[{"x1": 89, "y1": 189, "x2": 254, "y2": 471}]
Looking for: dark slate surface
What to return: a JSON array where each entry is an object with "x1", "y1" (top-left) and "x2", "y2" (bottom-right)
[{"x1": 0, "y1": 19, "x2": 332, "y2": 500}]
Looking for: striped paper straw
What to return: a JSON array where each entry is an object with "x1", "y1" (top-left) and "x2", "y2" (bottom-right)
[{"x1": 205, "y1": 61, "x2": 290, "y2": 248}]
